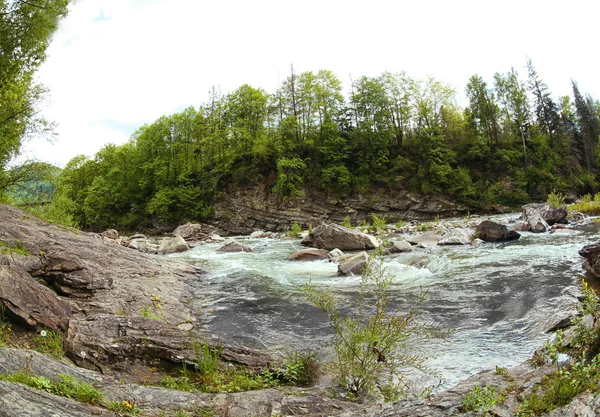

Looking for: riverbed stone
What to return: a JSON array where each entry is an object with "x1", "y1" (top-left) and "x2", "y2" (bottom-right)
[
  {"x1": 216, "y1": 238, "x2": 254, "y2": 253},
  {"x1": 172, "y1": 222, "x2": 205, "y2": 241},
  {"x1": 406, "y1": 231, "x2": 443, "y2": 247},
  {"x1": 475, "y1": 220, "x2": 521, "y2": 242},
  {"x1": 523, "y1": 202, "x2": 568, "y2": 226},
  {"x1": 158, "y1": 235, "x2": 190, "y2": 255},
  {"x1": 385, "y1": 240, "x2": 413, "y2": 254},
  {"x1": 438, "y1": 228, "x2": 475, "y2": 245},
  {"x1": 327, "y1": 248, "x2": 344, "y2": 263},
  {"x1": 301, "y1": 223, "x2": 379, "y2": 251},
  {"x1": 288, "y1": 248, "x2": 329, "y2": 261},
  {"x1": 338, "y1": 252, "x2": 369, "y2": 276}
]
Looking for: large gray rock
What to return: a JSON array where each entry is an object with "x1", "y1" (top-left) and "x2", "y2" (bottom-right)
[
  {"x1": 405, "y1": 231, "x2": 443, "y2": 247},
  {"x1": 523, "y1": 203, "x2": 568, "y2": 226},
  {"x1": 475, "y1": 220, "x2": 521, "y2": 242},
  {"x1": 126, "y1": 237, "x2": 159, "y2": 253},
  {"x1": 216, "y1": 238, "x2": 255, "y2": 253},
  {"x1": 302, "y1": 223, "x2": 379, "y2": 251},
  {"x1": 158, "y1": 235, "x2": 190, "y2": 255},
  {"x1": 385, "y1": 240, "x2": 413, "y2": 254},
  {"x1": 327, "y1": 248, "x2": 345, "y2": 263},
  {"x1": 528, "y1": 212, "x2": 550, "y2": 233},
  {"x1": 338, "y1": 252, "x2": 369, "y2": 276},
  {"x1": 0, "y1": 265, "x2": 72, "y2": 330},
  {"x1": 172, "y1": 222, "x2": 206, "y2": 241},
  {"x1": 438, "y1": 228, "x2": 475, "y2": 245},
  {"x1": 288, "y1": 248, "x2": 329, "y2": 261}
]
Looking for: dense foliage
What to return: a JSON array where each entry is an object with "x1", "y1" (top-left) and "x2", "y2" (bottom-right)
[
  {"x1": 38, "y1": 64, "x2": 600, "y2": 230},
  {"x1": 0, "y1": 0, "x2": 69, "y2": 191}
]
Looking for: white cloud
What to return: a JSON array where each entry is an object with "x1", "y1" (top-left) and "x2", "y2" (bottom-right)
[{"x1": 22, "y1": 0, "x2": 600, "y2": 167}]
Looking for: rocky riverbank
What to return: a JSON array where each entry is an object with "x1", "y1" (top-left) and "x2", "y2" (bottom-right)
[{"x1": 0, "y1": 203, "x2": 599, "y2": 416}]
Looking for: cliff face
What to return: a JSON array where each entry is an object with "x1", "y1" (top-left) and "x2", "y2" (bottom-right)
[{"x1": 211, "y1": 183, "x2": 468, "y2": 234}]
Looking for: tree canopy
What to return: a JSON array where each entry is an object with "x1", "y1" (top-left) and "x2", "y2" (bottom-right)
[{"x1": 49, "y1": 63, "x2": 600, "y2": 230}]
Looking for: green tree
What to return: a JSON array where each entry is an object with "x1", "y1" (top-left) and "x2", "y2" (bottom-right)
[{"x1": 0, "y1": 0, "x2": 69, "y2": 190}]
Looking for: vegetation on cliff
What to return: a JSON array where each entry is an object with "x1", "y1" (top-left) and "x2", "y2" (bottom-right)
[{"x1": 22, "y1": 62, "x2": 597, "y2": 230}]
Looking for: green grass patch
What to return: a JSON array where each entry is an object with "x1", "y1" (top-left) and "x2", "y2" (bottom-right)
[
  {"x1": 0, "y1": 240, "x2": 29, "y2": 256},
  {"x1": 0, "y1": 372, "x2": 103, "y2": 405},
  {"x1": 462, "y1": 385, "x2": 499, "y2": 413},
  {"x1": 285, "y1": 221, "x2": 302, "y2": 238},
  {"x1": 33, "y1": 329, "x2": 64, "y2": 359}
]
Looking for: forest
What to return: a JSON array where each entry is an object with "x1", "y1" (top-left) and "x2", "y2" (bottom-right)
[{"x1": 7, "y1": 62, "x2": 600, "y2": 231}]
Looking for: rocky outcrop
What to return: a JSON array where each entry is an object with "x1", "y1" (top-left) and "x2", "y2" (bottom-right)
[
  {"x1": 523, "y1": 203, "x2": 568, "y2": 226},
  {"x1": 338, "y1": 252, "x2": 369, "y2": 276},
  {"x1": 0, "y1": 266, "x2": 71, "y2": 330},
  {"x1": 288, "y1": 249, "x2": 329, "y2": 261},
  {"x1": 301, "y1": 223, "x2": 379, "y2": 251},
  {"x1": 216, "y1": 238, "x2": 255, "y2": 253},
  {"x1": 475, "y1": 220, "x2": 521, "y2": 242},
  {"x1": 211, "y1": 183, "x2": 468, "y2": 234},
  {"x1": 438, "y1": 228, "x2": 475, "y2": 245},
  {"x1": 0, "y1": 204, "x2": 270, "y2": 374}
]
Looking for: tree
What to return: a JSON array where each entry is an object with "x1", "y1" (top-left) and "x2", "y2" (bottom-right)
[
  {"x1": 466, "y1": 74, "x2": 500, "y2": 145},
  {"x1": 0, "y1": 0, "x2": 69, "y2": 190},
  {"x1": 526, "y1": 59, "x2": 559, "y2": 146},
  {"x1": 572, "y1": 81, "x2": 600, "y2": 173}
]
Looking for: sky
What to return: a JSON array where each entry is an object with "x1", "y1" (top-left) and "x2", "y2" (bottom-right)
[{"x1": 20, "y1": 0, "x2": 600, "y2": 167}]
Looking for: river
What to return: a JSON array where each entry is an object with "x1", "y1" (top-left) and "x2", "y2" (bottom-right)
[{"x1": 170, "y1": 214, "x2": 598, "y2": 390}]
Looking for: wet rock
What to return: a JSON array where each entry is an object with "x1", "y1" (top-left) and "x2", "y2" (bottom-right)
[
  {"x1": 438, "y1": 228, "x2": 475, "y2": 245},
  {"x1": 288, "y1": 249, "x2": 329, "y2": 261},
  {"x1": 158, "y1": 235, "x2": 189, "y2": 255},
  {"x1": 475, "y1": 220, "x2": 521, "y2": 242},
  {"x1": 523, "y1": 203, "x2": 568, "y2": 226},
  {"x1": 250, "y1": 230, "x2": 270, "y2": 238},
  {"x1": 384, "y1": 240, "x2": 413, "y2": 254},
  {"x1": 0, "y1": 265, "x2": 72, "y2": 330},
  {"x1": 216, "y1": 238, "x2": 254, "y2": 253},
  {"x1": 327, "y1": 248, "x2": 344, "y2": 263},
  {"x1": 406, "y1": 232, "x2": 443, "y2": 247},
  {"x1": 338, "y1": 252, "x2": 369, "y2": 276},
  {"x1": 301, "y1": 223, "x2": 379, "y2": 251}
]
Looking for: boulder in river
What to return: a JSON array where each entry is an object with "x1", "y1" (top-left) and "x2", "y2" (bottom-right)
[
  {"x1": 406, "y1": 231, "x2": 443, "y2": 247},
  {"x1": 327, "y1": 248, "x2": 344, "y2": 263},
  {"x1": 384, "y1": 239, "x2": 413, "y2": 254},
  {"x1": 523, "y1": 202, "x2": 568, "y2": 226},
  {"x1": 288, "y1": 248, "x2": 329, "y2": 261},
  {"x1": 475, "y1": 220, "x2": 521, "y2": 242},
  {"x1": 158, "y1": 235, "x2": 189, "y2": 255},
  {"x1": 528, "y1": 213, "x2": 550, "y2": 233},
  {"x1": 172, "y1": 222, "x2": 206, "y2": 241},
  {"x1": 438, "y1": 228, "x2": 475, "y2": 245},
  {"x1": 216, "y1": 238, "x2": 254, "y2": 253},
  {"x1": 301, "y1": 223, "x2": 379, "y2": 251},
  {"x1": 338, "y1": 251, "x2": 369, "y2": 276}
]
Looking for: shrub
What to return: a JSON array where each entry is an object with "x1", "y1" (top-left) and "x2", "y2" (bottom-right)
[
  {"x1": 462, "y1": 385, "x2": 499, "y2": 413},
  {"x1": 302, "y1": 255, "x2": 442, "y2": 400},
  {"x1": 342, "y1": 216, "x2": 352, "y2": 228},
  {"x1": 369, "y1": 213, "x2": 387, "y2": 232},
  {"x1": 286, "y1": 221, "x2": 302, "y2": 238},
  {"x1": 283, "y1": 350, "x2": 320, "y2": 386},
  {"x1": 546, "y1": 190, "x2": 565, "y2": 208}
]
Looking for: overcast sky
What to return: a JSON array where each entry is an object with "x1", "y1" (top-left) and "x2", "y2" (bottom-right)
[{"x1": 21, "y1": 0, "x2": 600, "y2": 167}]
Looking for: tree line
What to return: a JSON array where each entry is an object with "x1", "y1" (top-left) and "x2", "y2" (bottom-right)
[{"x1": 24, "y1": 63, "x2": 600, "y2": 230}]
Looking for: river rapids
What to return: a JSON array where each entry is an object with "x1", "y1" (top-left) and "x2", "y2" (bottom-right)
[{"x1": 170, "y1": 214, "x2": 599, "y2": 390}]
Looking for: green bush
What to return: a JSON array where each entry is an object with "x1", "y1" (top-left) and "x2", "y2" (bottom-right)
[
  {"x1": 462, "y1": 385, "x2": 499, "y2": 413},
  {"x1": 546, "y1": 190, "x2": 565, "y2": 208},
  {"x1": 286, "y1": 221, "x2": 302, "y2": 238},
  {"x1": 302, "y1": 255, "x2": 442, "y2": 400}
]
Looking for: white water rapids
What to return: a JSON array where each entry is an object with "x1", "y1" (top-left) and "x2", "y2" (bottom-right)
[{"x1": 169, "y1": 214, "x2": 599, "y2": 390}]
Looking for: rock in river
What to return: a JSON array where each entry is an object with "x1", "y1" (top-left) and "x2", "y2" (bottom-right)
[
  {"x1": 301, "y1": 223, "x2": 379, "y2": 251},
  {"x1": 475, "y1": 220, "x2": 520, "y2": 242}
]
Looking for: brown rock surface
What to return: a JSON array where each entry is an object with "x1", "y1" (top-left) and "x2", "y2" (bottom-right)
[
  {"x1": 288, "y1": 248, "x2": 329, "y2": 261},
  {"x1": 302, "y1": 223, "x2": 379, "y2": 251}
]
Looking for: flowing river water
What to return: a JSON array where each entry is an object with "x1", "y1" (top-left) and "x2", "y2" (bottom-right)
[{"x1": 170, "y1": 214, "x2": 599, "y2": 390}]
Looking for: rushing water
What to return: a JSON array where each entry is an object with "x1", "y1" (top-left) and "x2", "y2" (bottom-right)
[{"x1": 169, "y1": 214, "x2": 599, "y2": 390}]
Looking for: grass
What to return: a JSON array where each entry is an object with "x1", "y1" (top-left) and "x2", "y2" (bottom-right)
[
  {"x1": 0, "y1": 371, "x2": 103, "y2": 405},
  {"x1": 568, "y1": 192, "x2": 600, "y2": 215},
  {"x1": 139, "y1": 304, "x2": 163, "y2": 321},
  {"x1": 462, "y1": 385, "x2": 499, "y2": 413},
  {"x1": 33, "y1": 329, "x2": 65, "y2": 359},
  {"x1": 0, "y1": 240, "x2": 29, "y2": 256},
  {"x1": 285, "y1": 221, "x2": 302, "y2": 238},
  {"x1": 107, "y1": 400, "x2": 141, "y2": 416}
]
